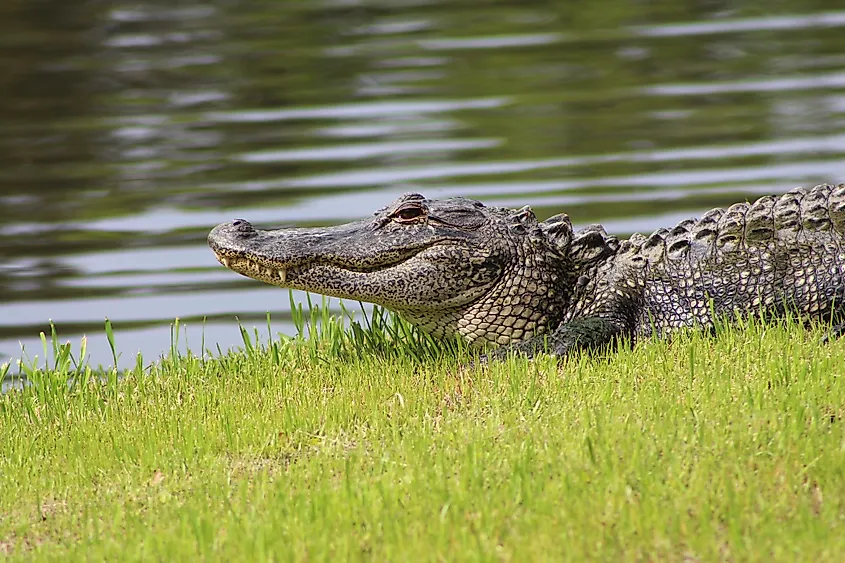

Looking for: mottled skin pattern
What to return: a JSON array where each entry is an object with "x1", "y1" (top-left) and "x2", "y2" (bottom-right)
[{"x1": 208, "y1": 184, "x2": 845, "y2": 359}]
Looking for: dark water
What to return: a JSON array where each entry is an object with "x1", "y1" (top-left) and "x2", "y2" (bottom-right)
[{"x1": 3, "y1": 0, "x2": 845, "y2": 373}]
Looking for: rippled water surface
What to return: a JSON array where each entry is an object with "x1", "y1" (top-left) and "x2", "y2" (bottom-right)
[{"x1": 3, "y1": 0, "x2": 845, "y2": 370}]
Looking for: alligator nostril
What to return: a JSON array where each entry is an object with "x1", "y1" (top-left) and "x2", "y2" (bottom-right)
[{"x1": 231, "y1": 218, "x2": 257, "y2": 237}]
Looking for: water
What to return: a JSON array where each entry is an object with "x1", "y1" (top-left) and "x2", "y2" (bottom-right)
[{"x1": 3, "y1": 0, "x2": 845, "y2": 371}]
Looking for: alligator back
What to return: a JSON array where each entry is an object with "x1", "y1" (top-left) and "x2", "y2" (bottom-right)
[{"x1": 593, "y1": 184, "x2": 845, "y2": 336}]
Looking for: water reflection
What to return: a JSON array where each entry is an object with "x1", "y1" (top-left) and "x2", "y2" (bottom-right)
[{"x1": 2, "y1": 0, "x2": 845, "y2": 370}]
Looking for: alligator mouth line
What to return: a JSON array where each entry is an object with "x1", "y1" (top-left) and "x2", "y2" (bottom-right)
[
  {"x1": 218, "y1": 255, "x2": 291, "y2": 282},
  {"x1": 214, "y1": 247, "x2": 428, "y2": 283}
]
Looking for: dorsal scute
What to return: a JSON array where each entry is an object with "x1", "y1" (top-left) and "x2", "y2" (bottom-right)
[
  {"x1": 627, "y1": 232, "x2": 647, "y2": 247},
  {"x1": 691, "y1": 207, "x2": 724, "y2": 245},
  {"x1": 715, "y1": 202, "x2": 749, "y2": 251},
  {"x1": 745, "y1": 194, "x2": 776, "y2": 242},
  {"x1": 569, "y1": 224, "x2": 618, "y2": 267},
  {"x1": 831, "y1": 183, "x2": 845, "y2": 234},
  {"x1": 802, "y1": 183, "x2": 834, "y2": 232},
  {"x1": 640, "y1": 227, "x2": 668, "y2": 262},
  {"x1": 538, "y1": 212, "x2": 573, "y2": 256},
  {"x1": 664, "y1": 218, "x2": 696, "y2": 259},
  {"x1": 773, "y1": 187, "x2": 807, "y2": 233},
  {"x1": 617, "y1": 232, "x2": 649, "y2": 267},
  {"x1": 618, "y1": 232, "x2": 644, "y2": 255}
]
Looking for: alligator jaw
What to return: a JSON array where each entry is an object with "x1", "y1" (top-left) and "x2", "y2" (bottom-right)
[
  {"x1": 209, "y1": 246, "x2": 410, "y2": 292},
  {"x1": 206, "y1": 215, "x2": 475, "y2": 308},
  {"x1": 213, "y1": 251, "x2": 285, "y2": 282},
  {"x1": 215, "y1": 254, "x2": 288, "y2": 283}
]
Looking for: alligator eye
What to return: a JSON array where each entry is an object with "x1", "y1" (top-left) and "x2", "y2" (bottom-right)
[{"x1": 394, "y1": 205, "x2": 426, "y2": 222}]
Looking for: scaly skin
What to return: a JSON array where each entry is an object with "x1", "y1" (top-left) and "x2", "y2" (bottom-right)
[{"x1": 208, "y1": 184, "x2": 845, "y2": 359}]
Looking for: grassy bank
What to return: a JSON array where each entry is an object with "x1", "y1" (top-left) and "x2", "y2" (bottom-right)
[{"x1": 1, "y1": 301, "x2": 844, "y2": 561}]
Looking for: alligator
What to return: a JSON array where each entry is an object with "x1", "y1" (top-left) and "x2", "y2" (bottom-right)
[{"x1": 208, "y1": 183, "x2": 845, "y2": 359}]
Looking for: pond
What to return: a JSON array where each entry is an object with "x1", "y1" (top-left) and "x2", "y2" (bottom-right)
[{"x1": 2, "y1": 0, "x2": 845, "y2": 373}]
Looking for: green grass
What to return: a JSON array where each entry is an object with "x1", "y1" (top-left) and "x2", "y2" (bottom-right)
[{"x1": 1, "y1": 297, "x2": 844, "y2": 561}]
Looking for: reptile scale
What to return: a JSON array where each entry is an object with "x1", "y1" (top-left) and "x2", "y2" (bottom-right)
[{"x1": 209, "y1": 183, "x2": 845, "y2": 359}]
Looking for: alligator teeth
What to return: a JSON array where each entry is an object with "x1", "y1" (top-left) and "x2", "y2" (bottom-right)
[
  {"x1": 221, "y1": 257, "x2": 230, "y2": 268},
  {"x1": 278, "y1": 269, "x2": 287, "y2": 282},
  {"x1": 264, "y1": 267, "x2": 273, "y2": 277}
]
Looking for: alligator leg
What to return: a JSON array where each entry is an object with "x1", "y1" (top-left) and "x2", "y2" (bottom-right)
[{"x1": 481, "y1": 316, "x2": 624, "y2": 362}]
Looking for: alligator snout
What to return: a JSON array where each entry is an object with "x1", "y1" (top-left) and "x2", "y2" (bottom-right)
[
  {"x1": 226, "y1": 218, "x2": 257, "y2": 236},
  {"x1": 208, "y1": 219, "x2": 258, "y2": 247}
]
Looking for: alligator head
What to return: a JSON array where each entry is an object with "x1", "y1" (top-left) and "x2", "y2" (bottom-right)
[{"x1": 208, "y1": 192, "x2": 595, "y2": 348}]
